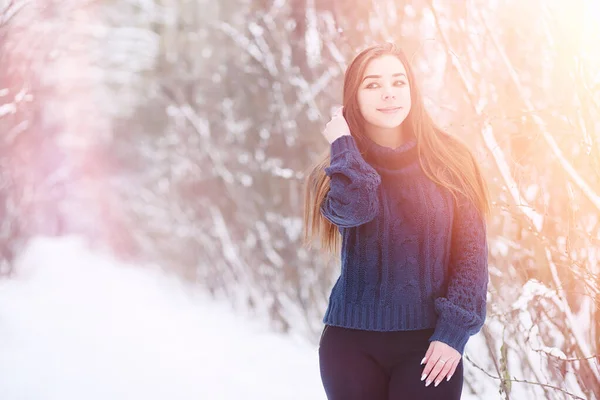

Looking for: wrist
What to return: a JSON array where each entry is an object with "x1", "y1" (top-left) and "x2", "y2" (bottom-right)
[{"x1": 330, "y1": 135, "x2": 358, "y2": 155}]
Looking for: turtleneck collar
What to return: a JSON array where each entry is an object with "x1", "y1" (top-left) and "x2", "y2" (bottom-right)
[{"x1": 359, "y1": 133, "x2": 419, "y2": 171}]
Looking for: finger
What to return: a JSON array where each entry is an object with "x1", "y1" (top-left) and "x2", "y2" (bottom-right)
[
  {"x1": 424, "y1": 358, "x2": 446, "y2": 387},
  {"x1": 445, "y1": 359, "x2": 459, "y2": 382},
  {"x1": 433, "y1": 358, "x2": 455, "y2": 387},
  {"x1": 421, "y1": 342, "x2": 434, "y2": 366},
  {"x1": 421, "y1": 345, "x2": 439, "y2": 381}
]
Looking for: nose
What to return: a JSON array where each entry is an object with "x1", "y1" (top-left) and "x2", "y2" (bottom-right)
[{"x1": 382, "y1": 92, "x2": 395, "y2": 100}]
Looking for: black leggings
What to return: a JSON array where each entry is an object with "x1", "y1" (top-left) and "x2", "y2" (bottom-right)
[{"x1": 319, "y1": 325, "x2": 464, "y2": 400}]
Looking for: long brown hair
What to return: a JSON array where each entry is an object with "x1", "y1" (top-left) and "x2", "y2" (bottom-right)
[{"x1": 303, "y1": 42, "x2": 490, "y2": 254}]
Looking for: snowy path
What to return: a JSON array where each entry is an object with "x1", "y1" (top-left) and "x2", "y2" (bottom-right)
[{"x1": 0, "y1": 237, "x2": 325, "y2": 400}]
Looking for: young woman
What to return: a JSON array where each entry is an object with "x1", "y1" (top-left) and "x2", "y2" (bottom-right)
[{"x1": 303, "y1": 43, "x2": 490, "y2": 399}]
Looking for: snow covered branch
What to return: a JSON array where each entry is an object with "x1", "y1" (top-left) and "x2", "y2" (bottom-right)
[{"x1": 474, "y1": 7, "x2": 600, "y2": 212}]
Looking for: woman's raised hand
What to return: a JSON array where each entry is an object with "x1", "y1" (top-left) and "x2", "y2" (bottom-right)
[{"x1": 323, "y1": 106, "x2": 351, "y2": 144}]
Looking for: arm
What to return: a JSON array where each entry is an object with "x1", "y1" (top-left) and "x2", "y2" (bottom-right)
[
  {"x1": 429, "y1": 194, "x2": 489, "y2": 355},
  {"x1": 320, "y1": 135, "x2": 381, "y2": 228}
]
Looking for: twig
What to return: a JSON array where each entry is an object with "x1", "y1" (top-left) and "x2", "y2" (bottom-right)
[
  {"x1": 464, "y1": 354, "x2": 586, "y2": 400},
  {"x1": 531, "y1": 348, "x2": 600, "y2": 362}
]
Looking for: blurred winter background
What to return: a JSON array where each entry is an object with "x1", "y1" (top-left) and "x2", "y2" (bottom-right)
[{"x1": 0, "y1": 0, "x2": 599, "y2": 399}]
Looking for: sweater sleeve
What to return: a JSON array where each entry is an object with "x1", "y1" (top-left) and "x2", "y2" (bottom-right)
[
  {"x1": 319, "y1": 135, "x2": 381, "y2": 228},
  {"x1": 429, "y1": 194, "x2": 489, "y2": 355}
]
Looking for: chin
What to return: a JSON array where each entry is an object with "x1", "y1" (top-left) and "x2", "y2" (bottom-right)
[
  {"x1": 370, "y1": 117, "x2": 407, "y2": 130},
  {"x1": 378, "y1": 122, "x2": 404, "y2": 129}
]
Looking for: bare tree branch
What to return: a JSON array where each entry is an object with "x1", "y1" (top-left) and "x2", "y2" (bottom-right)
[
  {"x1": 465, "y1": 354, "x2": 587, "y2": 400},
  {"x1": 473, "y1": 6, "x2": 600, "y2": 212}
]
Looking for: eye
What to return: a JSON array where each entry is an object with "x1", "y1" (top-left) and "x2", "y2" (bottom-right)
[
  {"x1": 365, "y1": 82, "x2": 379, "y2": 89},
  {"x1": 395, "y1": 80, "x2": 407, "y2": 86}
]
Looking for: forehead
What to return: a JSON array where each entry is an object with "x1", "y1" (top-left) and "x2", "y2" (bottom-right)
[{"x1": 362, "y1": 55, "x2": 407, "y2": 77}]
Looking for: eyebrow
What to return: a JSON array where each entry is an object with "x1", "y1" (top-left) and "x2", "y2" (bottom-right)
[{"x1": 362, "y1": 73, "x2": 407, "y2": 82}]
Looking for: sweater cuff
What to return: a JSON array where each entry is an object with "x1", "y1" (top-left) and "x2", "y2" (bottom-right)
[
  {"x1": 331, "y1": 135, "x2": 358, "y2": 156},
  {"x1": 429, "y1": 319, "x2": 470, "y2": 356}
]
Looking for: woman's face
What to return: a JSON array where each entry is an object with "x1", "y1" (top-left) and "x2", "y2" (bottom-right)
[{"x1": 356, "y1": 55, "x2": 412, "y2": 131}]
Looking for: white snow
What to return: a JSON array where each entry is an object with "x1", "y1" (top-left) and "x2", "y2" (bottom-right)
[
  {"x1": 0, "y1": 102, "x2": 17, "y2": 118},
  {"x1": 0, "y1": 236, "x2": 325, "y2": 400}
]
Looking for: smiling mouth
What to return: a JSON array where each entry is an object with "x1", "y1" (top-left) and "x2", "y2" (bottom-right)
[{"x1": 377, "y1": 107, "x2": 402, "y2": 113}]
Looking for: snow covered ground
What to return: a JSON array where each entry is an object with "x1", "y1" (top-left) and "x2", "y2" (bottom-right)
[
  {"x1": 0, "y1": 236, "x2": 497, "y2": 400},
  {"x1": 0, "y1": 236, "x2": 325, "y2": 400}
]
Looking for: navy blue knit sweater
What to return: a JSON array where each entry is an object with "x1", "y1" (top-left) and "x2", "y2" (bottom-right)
[{"x1": 320, "y1": 134, "x2": 488, "y2": 355}]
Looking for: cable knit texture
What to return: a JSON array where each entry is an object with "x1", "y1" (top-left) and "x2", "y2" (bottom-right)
[{"x1": 320, "y1": 134, "x2": 489, "y2": 355}]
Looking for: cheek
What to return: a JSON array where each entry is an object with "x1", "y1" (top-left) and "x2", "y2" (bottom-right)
[
  {"x1": 403, "y1": 94, "x2": 412, "y2": 111},
  {"x1": 357, "y1": 91, "x2": 377, "y2": 112},
  {"x1": 393, "y1": 89, "x2": 411, "y2": 113},
  {"x1": 356, "y1": 92, "x2": 371, "y2": 116},
  {"x1": 398, "y1": 87, "x2": 412, "y2": 104}
]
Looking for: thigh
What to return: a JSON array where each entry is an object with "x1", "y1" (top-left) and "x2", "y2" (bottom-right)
[
  {"x1": 388, "y1": 356, "x2": 464, "y2": 400},
  {"x1": 319, "y1": 325, "x2": 388, "y2": 400}
]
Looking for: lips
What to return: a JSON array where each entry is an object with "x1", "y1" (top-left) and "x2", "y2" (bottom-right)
[{"x1": 377, "y1": 107, "x2": 402, "y2": 113}]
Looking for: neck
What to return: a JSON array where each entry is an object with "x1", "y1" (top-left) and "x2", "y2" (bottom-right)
[
  {"x1": 364, "y1": 124, "x2": 410, "y2": 149},
  {"x1": 359, "y1": 126, "x2": 418, "y2": 171}
]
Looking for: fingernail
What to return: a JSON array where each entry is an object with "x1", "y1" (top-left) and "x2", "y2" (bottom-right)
[
  {"x1": 447, "y1": 375, "x2": 452, "y2": 381},
  {"x1": 421, "y1": 373, "x2": 426, "y2": 381},
  {"x1": 420, "y1": 357, "x2": 426, "y2": 365},
  {"x1": 425, "y1": 380, "x2": 431, "y2": 387},
  {"x1": 434, "y1": 380, "x2": 440, "y2": 387}
]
